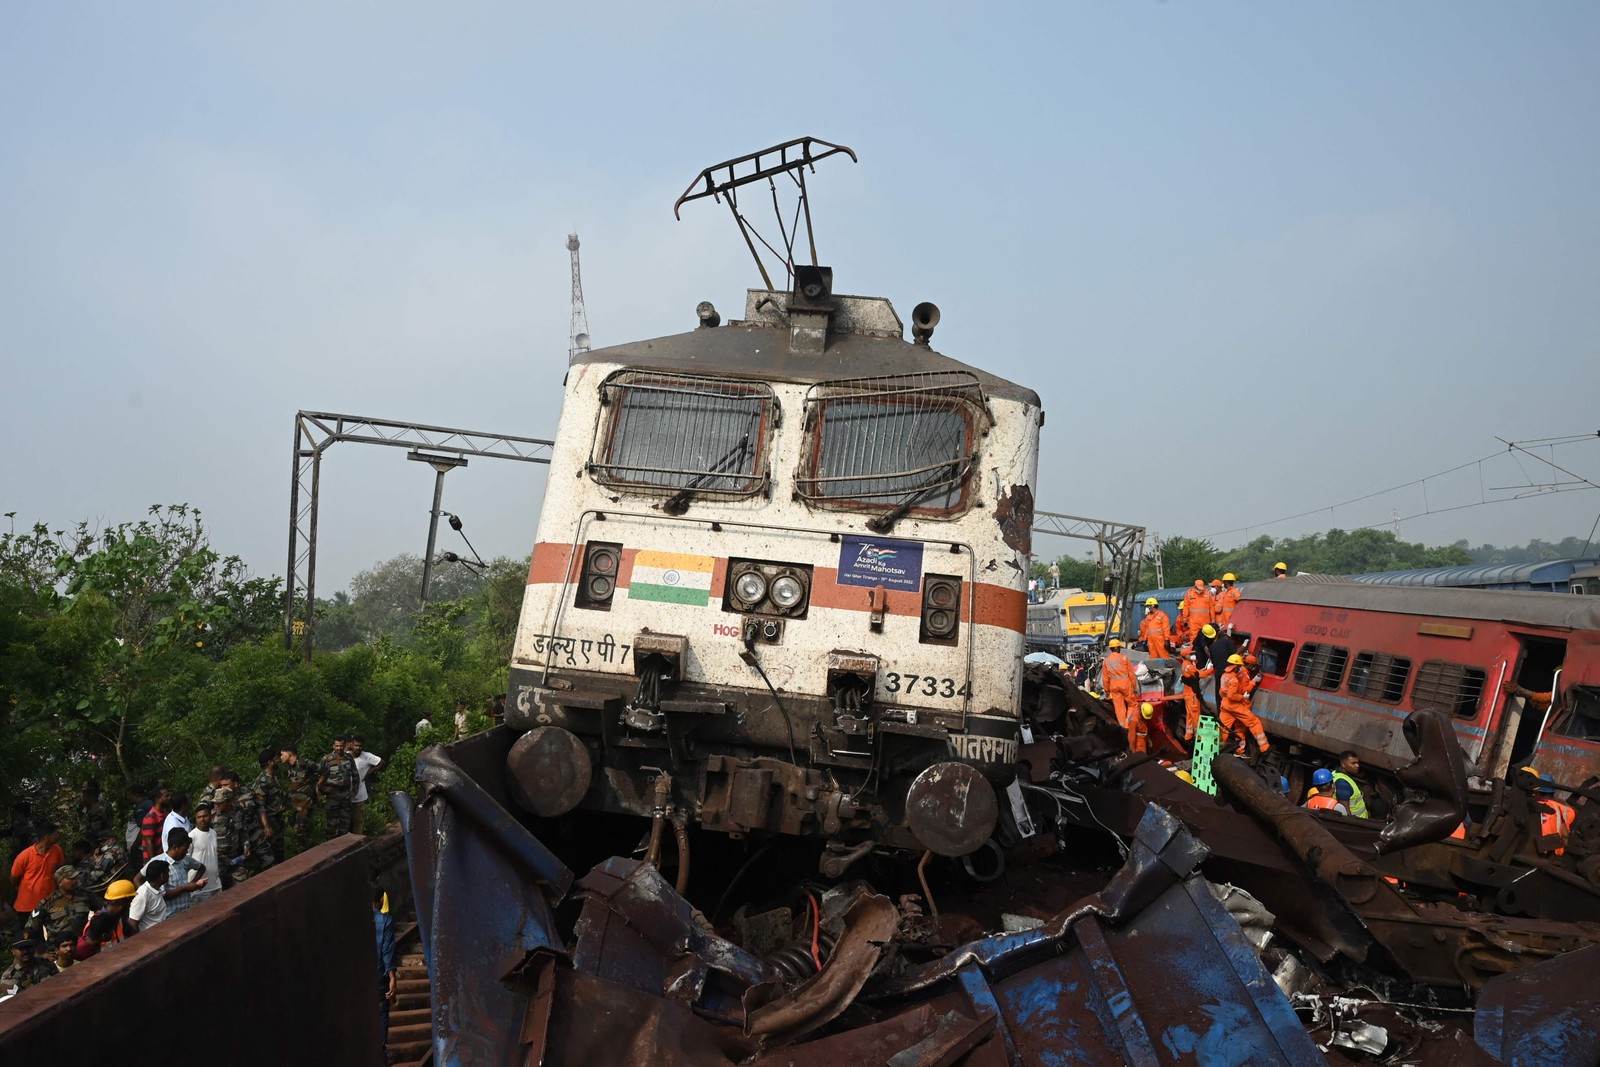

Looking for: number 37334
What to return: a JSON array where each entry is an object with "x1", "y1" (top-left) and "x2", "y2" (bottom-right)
[{"x1": 883, "y1": 672, "x2": 973, "y2": 700}]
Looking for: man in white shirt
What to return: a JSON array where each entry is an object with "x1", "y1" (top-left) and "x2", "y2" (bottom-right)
[
  {"x1": 140, "y1": 829, "x2": 207, "y2": 916},
  {"x1": 161, "y1": 791, "x2": 193, "y2": 846},
  {"x1": 186, "y1": 803, "x2": 222, "y2": 899},
  {"x1": 347, "y1": 734, "x2": 386, "y2": 837},
  {"x1": 415, "y1": 716, "x2": 432, "y2": 737},
  {"x1": 128, "y1": 860, "x2": 170, "y2": 931}
]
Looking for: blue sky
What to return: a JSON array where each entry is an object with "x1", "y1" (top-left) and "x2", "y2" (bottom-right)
[{"x1": 3, "y1": 2, "x2": 1598, "y2": 587}]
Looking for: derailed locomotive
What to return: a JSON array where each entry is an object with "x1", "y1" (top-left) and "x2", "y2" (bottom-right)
[{"x1": 504, "y1": 270, "x2": 1041, "y2": 862}]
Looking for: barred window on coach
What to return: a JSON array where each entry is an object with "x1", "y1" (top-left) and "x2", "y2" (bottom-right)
[
  {"x1": 796, "y1": 372, "x2": 990, "y2": 516},
  {"x1": 591, "y1": 371, "x2": 775, "y2": 497}
]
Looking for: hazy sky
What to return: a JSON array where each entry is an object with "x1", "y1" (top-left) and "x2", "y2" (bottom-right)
[{"x1": 4, "y1": 3, "x2": 1599, "y2": 590}]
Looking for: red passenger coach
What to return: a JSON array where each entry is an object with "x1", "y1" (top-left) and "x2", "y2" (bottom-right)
[{"x1": 1230, "y1": 580, "x2": 1600, "y2": 791}]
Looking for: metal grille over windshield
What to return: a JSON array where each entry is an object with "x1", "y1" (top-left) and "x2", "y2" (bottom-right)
[
  {"x1": 591, "y1": 372, "x2": 773, "y2": 499},
  {"x1": 797, "y1": 372, "x2": 988, "y2": 519}
]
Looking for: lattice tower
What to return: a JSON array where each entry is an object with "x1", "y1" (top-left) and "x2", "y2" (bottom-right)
[{"x1": 567, "y1": 233, "x2": 590, "y2": 363}]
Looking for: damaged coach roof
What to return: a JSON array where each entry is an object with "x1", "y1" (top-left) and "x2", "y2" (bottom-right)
[{"x1": 1242, "y1": 578, "x2": 1600, "y2": 632}]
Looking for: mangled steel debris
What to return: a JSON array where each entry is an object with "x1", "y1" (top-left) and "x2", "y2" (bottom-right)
[
  {"x1": 396, "y1": 670, "x2": 1600, "y2": 1065},
  {"x1": 399, "y1": 733, "x2": 1327, "y2": 1065}
]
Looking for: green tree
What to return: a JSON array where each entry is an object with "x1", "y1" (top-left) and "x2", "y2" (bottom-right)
[
  {"x1": 1, "y1": 506, "x2": 280, "y2": 788},
  {"x1": 1159, "y1": 536, "x2": 1224, "y2": 588}
]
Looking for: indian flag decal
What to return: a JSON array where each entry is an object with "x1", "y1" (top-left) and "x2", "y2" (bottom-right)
[{"x1": 629, "y1": 551, "x2": 716, "y2": 606}]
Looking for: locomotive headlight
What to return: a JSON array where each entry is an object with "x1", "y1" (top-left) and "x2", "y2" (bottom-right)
[
  {"x1": 770, "y1": 574, "x2": 805, "y2": 611},
  {"x1": 734, "y1": 570, "x2": 768, "y2": 606}
]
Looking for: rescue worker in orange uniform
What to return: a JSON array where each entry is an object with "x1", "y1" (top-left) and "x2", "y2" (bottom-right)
[
  {"x1": 1273, "y1": 562, "x2": 1289, "y2": 579},
  {"x1": 1525, "y1": 769, "x2": 1575, "y2": 855},
  {"x1": 1179, "y1": 658, "x2": 1212, "y2": 742},
  {"x1": 1219, "y1": 653, "x2": 1271, "y2": 756},
  {"x1": 1128, "y1": 702, "x2": 1153, "y2": 754},
  {"x1": 1138, "y1": 597, "x2": 1172, "y2": 659},
  {"x1": 1178, "y1": 580, "x2": 1213, "y2": 643},
  {"x1": 1304, "y1": 769, "x2": 1348, "y2": 814},
  {"x1": 1208, "y1": 579, "x2": 1225, "y2": 619},
  {"x1": 1100, "y1": 639, "x2": 1137, "y2": 727},
  {"x1": 1240, "y1": 653, "x2": 1261, "y2": 697},
  {"x1": 1215, "y1": 574, "x2": 1241, "y2": 628}
]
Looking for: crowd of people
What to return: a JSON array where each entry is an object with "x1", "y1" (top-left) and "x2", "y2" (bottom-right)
[
  {"x1": 1101, "y1": 568, "x2": 1574, "y2": 849},
  {"x1": 1096, "y1": 567, "x2": 1287, "y2": 760},
  {"x1": 4, "y1": 733, "x2": 385, "y2": 996}
]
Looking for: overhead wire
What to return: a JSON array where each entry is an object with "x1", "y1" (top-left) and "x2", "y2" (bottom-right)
[{"x1": 1202, "y1": 434, "x2": 1600, "y2": 541}]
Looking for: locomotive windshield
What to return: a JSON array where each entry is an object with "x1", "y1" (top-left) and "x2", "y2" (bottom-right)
[
  {"x1": 591, "y1": 371, "x2": 773, "y2": 502},
  {"x1": 797, "y1": 372, "x2": 988, "y2": 524}
]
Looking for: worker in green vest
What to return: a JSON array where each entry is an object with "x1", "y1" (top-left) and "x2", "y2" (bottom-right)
[{"x1": 1331, "y1": 751, "x2": 1369, "y2": 818}]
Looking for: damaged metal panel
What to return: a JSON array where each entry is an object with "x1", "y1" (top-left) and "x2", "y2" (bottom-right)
[
  {"x1": 404, "y1": 736, "x2": 1326, "y2": 1066},
  {"x1": 1474, "y1": 943, "x2": 1600, "y2": 1067}
]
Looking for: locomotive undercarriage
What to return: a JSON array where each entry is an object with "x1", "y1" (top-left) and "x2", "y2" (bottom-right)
[{"x1": 507, "y1": 663, "x2": 1014, "y2": 865}]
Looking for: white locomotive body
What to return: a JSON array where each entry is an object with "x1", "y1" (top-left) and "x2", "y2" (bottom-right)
[{"x1": 506, "y1": 274, "x2": 1041, "y2": 858}]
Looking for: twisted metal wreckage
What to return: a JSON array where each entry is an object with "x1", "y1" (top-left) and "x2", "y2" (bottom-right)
[{"x1": 396, "y1": 666, "x2": 1600, "y2": 1067}]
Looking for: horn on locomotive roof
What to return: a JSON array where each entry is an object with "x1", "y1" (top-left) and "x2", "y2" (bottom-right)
[{"x1": 673, "y1": 137, "x2": 858, "y2": 292}]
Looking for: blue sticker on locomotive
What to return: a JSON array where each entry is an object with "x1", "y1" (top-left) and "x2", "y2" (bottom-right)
[{"x1": 837, "y1": 536, "x2": 924, "y2": 591}]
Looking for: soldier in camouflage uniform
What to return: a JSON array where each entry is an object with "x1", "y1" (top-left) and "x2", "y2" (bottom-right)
[
  {"x1": 317, "y1": 736, "x2": 356, "y2": 838},
  {"x1": 210, "y1": 786, "x2": 244, "y2": 888},
  {"x1": 277, "y1": 744, "x2": 321, "y2": 854},
  {"x1": 79, "y1": 836, "x2": 129, "y2": 896},
  {"x1": 76, "y1": 780, "x2": 113, "y2": 846},
  {"x1": 253, "y1": 750, "x2": 287, "y2": 856},
  {"x1": 28, "y1": 865, "x2": 91, "y2": 949},
  {"x1": 196, "y1": 765, "x2": 225, "y2": 809},
  {"x1": 224, "y1": 771, "x2": 275, "y2": 878},
  {"x1": 3, "y1": 937, "x2": 57, "y2": 991}
]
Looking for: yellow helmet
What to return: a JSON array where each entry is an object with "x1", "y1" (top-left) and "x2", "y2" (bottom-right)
[
  {"x1": 1273, "y1": 562, "x2": 1288, "y2": 571},
  {"x1": 1227, "y1": 653, "x2": 1245, "y2": 666},
  {"x1": 1144, "y1": 597, "x2": 1158, "y2": 607},
  {"x1": 1222, "y1": 573, "x2": 1236, "y2": 582},
  {"x1": 1200, "y1": 624, "x2": 1217, "y2": 638},
  {"x1": 1140, "y1": 702, "x2": 1154, "y2": 719},
  {"x1": 104, "y1": 879, "x2": 137, "y2": 901},
  {"x1": 1175, "y1": 770, "x2": 1194, "y2": 784},
  {"x1": 1107, "y1": 638, "x2": 1122, "y2": 649}
]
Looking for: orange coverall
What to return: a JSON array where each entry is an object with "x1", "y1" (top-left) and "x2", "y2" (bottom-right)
[
  {"x1": 1138, "y1": 609, "x2": 1172, "y2": 659},
  {"x1": 1539, "y1": 798, "x2": 1575, "y2": 855},
  {"x1": 1219, "y1": 666, "x2": 1271, "y2": 755},
  {"x1": 1180, "y1": 663, "x2": 1212, "y2": 741},
  {"x1": 1127, "y1": 713, "x2": 1149, "y2": 754},
  {"x1": 1101, "y1": 651, "x2": 1136, "y2": 727},
  {"x1": 1179, "y1": 583, "x2": 1213, "y2": 642},
  {"x1": 1215, "y1": 585, "x2": 1241, "y2": 628}
]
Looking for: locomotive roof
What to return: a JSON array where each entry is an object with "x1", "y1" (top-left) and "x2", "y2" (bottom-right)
[
  {"x1": 573, "y1": 290, "x2": 1041, "y2": 407},
  {"x1": 1239, "y1": 578, "x2": 1600, "y2": 632}
]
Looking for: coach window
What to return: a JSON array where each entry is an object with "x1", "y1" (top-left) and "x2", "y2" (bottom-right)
[
  {"x1": 591, "y1": 372, "x2": 774, "y2": 505},
  {"x1": 1347, "y1": 651, "x2": 1412, "y2": 704},
  {"x1": 1292, "y1": 644, "x2": 1349, "y2": 691},
  {"x1": 796, "y1": 372, "x2": 989, "y2": 530},
  {"x1": 1253, "y1": 638, "x2": 1294, "y2": 677},
  {"x1": 1549, "y1": 687, "x2": 1600, "y2": 741},
  {"x1": 1411, "y1": 660, "x2": 1487, "y2": 718}
]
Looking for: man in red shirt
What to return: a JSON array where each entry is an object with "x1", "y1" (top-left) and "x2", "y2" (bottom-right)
[
  {"x1": 11, "y1": 821, "x2": 64, "y2": 926},
  {"x1": 139, "y1": 787, "x2": 171, "y2": 863}
]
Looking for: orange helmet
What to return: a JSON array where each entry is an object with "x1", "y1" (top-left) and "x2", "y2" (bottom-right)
[{"x1": 1244, "y1": 654, "x2": 1259, "y2": 666}]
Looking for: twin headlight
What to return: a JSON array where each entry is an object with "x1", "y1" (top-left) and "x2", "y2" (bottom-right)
[{"x1": 726, "y1": 559, "x2": 812, "y2": 617}]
